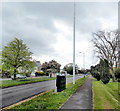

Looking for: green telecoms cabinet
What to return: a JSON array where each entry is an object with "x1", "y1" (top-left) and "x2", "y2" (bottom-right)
[{"x1": 56, "y1": 75, "x2": 66, "y2": 92}]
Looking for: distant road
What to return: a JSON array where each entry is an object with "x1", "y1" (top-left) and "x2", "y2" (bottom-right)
[
  {"x1": 1, "y1": 75, "x2": 84, "y2": 108},
  {"x1": 0, "y1": 78, "x2": 11, "y2": 81}
]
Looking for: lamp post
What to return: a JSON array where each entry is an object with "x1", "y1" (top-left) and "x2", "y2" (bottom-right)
[
  {"x1": 83, "y1": 53, "x2": 85, "y2": 70},
  {"x1": 73, "y1": 0, "x2": 76, "y2": 84}
]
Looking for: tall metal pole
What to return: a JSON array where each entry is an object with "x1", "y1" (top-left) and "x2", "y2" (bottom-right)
[
  {"x1": 73, "y1": 0, "x2": 75, "y2": 84},
  {"x1": 83, "y1": 53, "x2": 85, "y2": 70},
  {"x1": 83, "y1": 53, "x2": 85, "y2": 78}
]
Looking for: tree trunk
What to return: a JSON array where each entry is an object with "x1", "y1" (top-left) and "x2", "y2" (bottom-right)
[
  {"x1": 110, "y1": 67, "x2": 116, "y2": 82},
  {"x1": 112, "y1": 75, "x2": 116, "y2": 82},
  {"x1": 13, "y1": 68, "x2": 17, "y2": 80}
]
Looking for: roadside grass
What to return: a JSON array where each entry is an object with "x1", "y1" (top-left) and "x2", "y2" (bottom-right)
[
  {"x1": 0, "y1": 75, "x2": 74, "y2": 88},
  {"x1": 92, "y1": 78, "x2": 120, "y2": 110},
  {"x1": 8, "y1": 76, "x2": 88, "y2": 110},
  {"x1": 0, "y1": 77, "x2": 55, "y2": 88},
  {"x1": 66, "y1": 75, "x2": 73, "y2": 78}
]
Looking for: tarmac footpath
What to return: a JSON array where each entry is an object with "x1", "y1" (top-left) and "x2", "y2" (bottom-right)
[{"x1": 59, "y1": 76, "x2": 93, "y2": 110}]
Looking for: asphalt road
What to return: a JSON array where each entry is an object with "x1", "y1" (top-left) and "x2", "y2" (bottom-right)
[
  {"x1": 1, "y1": 75, "x2": 84, "y2": 108},
  {"x1": 0, "y1": 78, "x2": 11, "y2": 81}
]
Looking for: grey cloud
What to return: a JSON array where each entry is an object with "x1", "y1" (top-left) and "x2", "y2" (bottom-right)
[
  {"x1": 2, "y1": 2, "x2": 59, "y2": 56},
  {"x1": 70, "y1": 2, "x2": 117, "y2": 42},
  {"x1": 2, "y1": 2, "x2": 117, "y2": 68},
  {"x1": 75, "y1": 2, "x2": 117, "y2": 33},
  {"x1": 21, "y1": 2, "x2": 73, "y2": 24}
]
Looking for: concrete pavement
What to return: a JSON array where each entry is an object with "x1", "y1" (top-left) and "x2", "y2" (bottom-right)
[{"x1": 59, "y1": 76, "x2": 93, "y2": 110}]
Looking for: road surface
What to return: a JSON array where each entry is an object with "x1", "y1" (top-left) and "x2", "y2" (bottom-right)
[
  {"x1": 0, "y1": 78, "x2": 11, "y2": 81},
  {"x1": 1, "y1": 75, "x2": 84, "y2": 108}
]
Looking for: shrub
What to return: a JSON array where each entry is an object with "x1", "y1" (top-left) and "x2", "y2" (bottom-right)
[
  {"x1": 101, "y1": 74, "x2": 110, "y2": 84},
  {"x1": 93, "y1": 72, "x2": 101, "y2": 81},
  {"x1": 35, "y1": 71, "x2": 46, "y2": 77},
  {"x1": 110, "y1": 74, "x2": 113, "y2": 78},
  {"x1": 114, "y1": 68, "x2": 120, "y2": 82},
  {"x1": 2, "y1": 71, "x2": 11, "y2": 78},
  {"x1": 99, "y1": 59, "x2": 110, "y2": 84},
  {"x1": 91, "y1": 59, "x2": 110, "y2": 84}
]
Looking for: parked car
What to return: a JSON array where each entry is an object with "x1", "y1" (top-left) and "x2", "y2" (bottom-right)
[
  {"x1": 31, "y1": 72, "x2": 35, "y2": 77},
  {"x1": 11, "y1": 74, "x2": 26, "y2": 79},
  {"x1": 85, "y1": 73, "x2": 89, "y2": 76},
  {"x1": 67, "y1": 73, "x2": 70, "y2": 75},
  {"x1": 56, "y1": 73, "x2": 66, "y2": 76}
]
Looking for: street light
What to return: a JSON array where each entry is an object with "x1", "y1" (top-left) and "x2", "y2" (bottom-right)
[{"x1": 73, "y1": 0, "x2": 76, "y2": 84}]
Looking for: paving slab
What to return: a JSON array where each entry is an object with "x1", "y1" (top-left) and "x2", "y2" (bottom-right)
[{"x1": 59, "y1": 76, "x2": 93, "y2": 110}]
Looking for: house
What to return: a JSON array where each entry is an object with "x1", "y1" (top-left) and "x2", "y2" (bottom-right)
[
  {"x1": 31, "y1": 60, "x2": 41, "y2": 77},
  {"x1": 34, "y1": 61, "x2": 41, "y2": 72}
]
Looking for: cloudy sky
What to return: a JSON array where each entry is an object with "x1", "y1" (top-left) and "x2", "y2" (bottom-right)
[{"x1": 1, "y1": 1, "x2": 118, "y2": 69}]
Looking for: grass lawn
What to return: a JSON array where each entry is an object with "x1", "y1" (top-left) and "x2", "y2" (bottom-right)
[
  {"x1": 7, "y1": 76, "x2": 88, "y2": 110},
  {"x1": 0, "y1": 77, "x2": 55, "y2": 88},
  {"x1": 92, "y1": 78, "x2": 120, "y2": 110}
]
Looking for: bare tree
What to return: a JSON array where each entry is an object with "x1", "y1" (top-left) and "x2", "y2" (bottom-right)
[{"x1": 92, "y1": 30, "x2": 120, "y2": 81}]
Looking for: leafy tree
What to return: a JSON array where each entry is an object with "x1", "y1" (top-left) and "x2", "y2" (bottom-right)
[
  {"x1": 41, "y1": 60, "x2": 61, "y2": 75},
  {"x1": 91, "y1": 59, "x2": 110, "y2": 84},
  {"x1": 63, "y1": 65, "x2": 73, "y2": 74},
  {"x1": 1, "y1": 64, "x2": 12, "y2": 78},
  {"x1": 2, "y1": 38, "x2": 34, "y2": 79},
  {"x1": 41, "y1": 62, "x2": 48, "y2": 73},
  {"x1": 114, "y1": 68, "x2": 120, "y2": 82},
  {"x1": 19, "y1": 60, "x2": 35, "y2": 76},
  {"x1": 63, "y1": 63, "x2": 79, "y2": 75},
  {"x1": 93, "y1": 72, "x2": 101, "y2": 81},
  {"x1": 48, "y1": 60, "x2": 61, "y2": 72},
  {"x1": 99, "y1": 59, "x2": 110, "y2": 84},
  {"x1": 90, "y1": 65, "x2": 100, "y2": 81},
  {"x1": 78, "y1": 69, "x2": 85, "y2": 74}
]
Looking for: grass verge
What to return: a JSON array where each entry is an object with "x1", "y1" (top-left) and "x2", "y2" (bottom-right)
[
  {"x1": 0, "y1": 77, "x2": 55, "y2": 88},
  {"x1": 92, "y1": 78, "x2": 120, "y2": 110},
  {"x1": 0, "y1": 75, "x2": 74, "y2": 88},
  {"x1": 6, "y1": 77, "x2": 88, "y2": 110}
]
